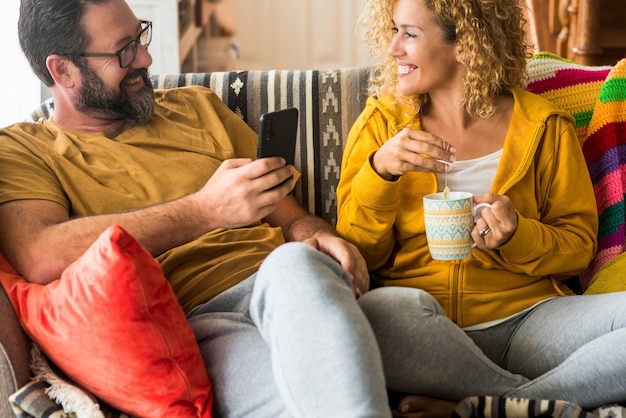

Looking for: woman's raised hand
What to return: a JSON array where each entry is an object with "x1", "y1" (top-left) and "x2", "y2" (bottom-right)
[{"x1": 371, "y1": 128, "x2": 455, "y2": 181}]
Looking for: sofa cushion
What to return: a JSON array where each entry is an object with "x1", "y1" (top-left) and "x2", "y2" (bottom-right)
[{"x1": 0, "y1": 225, "x2": 212, "y2": 418}]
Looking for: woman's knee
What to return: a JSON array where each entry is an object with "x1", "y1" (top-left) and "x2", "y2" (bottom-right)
[{"x1": 358, "y1": 287, "x2": 444, "y2": 331}]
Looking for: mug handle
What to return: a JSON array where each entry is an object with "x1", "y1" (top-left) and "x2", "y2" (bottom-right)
[{"x1": 471, "y1": 203, "x2": 492, "y2": 248}]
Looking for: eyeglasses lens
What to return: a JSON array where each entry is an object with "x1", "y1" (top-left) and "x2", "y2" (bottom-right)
[{"x1": 120, "y1": 23, "x2": 152, "y2": 68}]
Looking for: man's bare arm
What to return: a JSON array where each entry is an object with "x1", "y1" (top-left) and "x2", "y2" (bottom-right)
[
  {"x1": 0, "y1": 197, "x2": 205, "y2": 283},
  {"x1": 0, "y1": 157, "x2": 296, "y2": 284}
]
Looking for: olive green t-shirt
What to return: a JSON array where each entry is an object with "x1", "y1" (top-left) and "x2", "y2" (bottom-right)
[{"x1": 0, "y1": 86, "x2": 284, "y2": 312}]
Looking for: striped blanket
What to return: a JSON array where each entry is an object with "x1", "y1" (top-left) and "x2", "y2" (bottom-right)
[
  {"x1": 580, "y1": 59, "x2": 626, "y2": 290},
  {"x1": 526, "y1": 52, "x2": 626, "y2": 291}
]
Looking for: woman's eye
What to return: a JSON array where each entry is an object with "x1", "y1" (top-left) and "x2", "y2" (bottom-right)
[{"x1": 391, "y1": 26, "x2": 417, "y2": 39}]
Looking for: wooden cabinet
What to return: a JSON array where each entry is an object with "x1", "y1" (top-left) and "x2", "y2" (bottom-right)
[{"x1": 526, "y1": 0, "x2": 626, "y2": 66}]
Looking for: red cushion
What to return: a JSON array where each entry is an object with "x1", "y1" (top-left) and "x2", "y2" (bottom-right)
[{"x1": 0, "y1": 224, "x2": 212, "y2": 418}]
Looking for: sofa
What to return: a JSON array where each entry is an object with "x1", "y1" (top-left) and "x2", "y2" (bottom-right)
[{"x1": 1, "y1": 52, "x2": 625, "y2": 417}]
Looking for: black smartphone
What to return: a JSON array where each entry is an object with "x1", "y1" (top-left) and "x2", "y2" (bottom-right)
[{"x1": 257, "y1": 107, "x2": 299, "y2": 166}]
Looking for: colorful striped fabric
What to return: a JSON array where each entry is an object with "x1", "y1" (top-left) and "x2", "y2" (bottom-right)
[
  {"x1": 526, "y1": 52, "x2": 613, "y2": 147},
  {"x1": 527, "y1": 52, "x2": 626, "y2": 290},
  {"x1": 578, "y1": 59, "x2": 626, "y2": 289}
]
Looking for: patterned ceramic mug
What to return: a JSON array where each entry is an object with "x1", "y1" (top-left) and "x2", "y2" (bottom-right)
[{"x1": 423, "y1": 192, "x2": 492, "y2": 260}]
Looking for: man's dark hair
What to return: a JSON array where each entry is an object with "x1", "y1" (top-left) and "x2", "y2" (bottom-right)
[{"x1": 18, "y1": 0, "x2": 107, "y2": 87}]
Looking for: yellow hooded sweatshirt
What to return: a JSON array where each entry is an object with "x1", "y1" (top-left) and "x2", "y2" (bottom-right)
[{"x1": 336, "y1": 87, "x2": 598, "y2": 328}]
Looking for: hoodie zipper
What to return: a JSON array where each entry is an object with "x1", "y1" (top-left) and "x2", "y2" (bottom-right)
[{"x1": 451, "y1": 261, "x2": 461, "y2": 323}]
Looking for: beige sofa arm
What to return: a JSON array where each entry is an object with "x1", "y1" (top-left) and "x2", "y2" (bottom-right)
[{"x1": 0, "y1": 285, "x2": 32, "y2": 416}]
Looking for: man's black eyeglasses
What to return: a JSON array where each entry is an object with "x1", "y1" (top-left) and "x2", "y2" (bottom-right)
[{"x1": 62, "y1": 20, "x2": 152, "y2": 68}]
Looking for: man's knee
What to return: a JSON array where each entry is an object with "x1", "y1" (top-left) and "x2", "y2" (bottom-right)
[
  {"x1": 253, "y1": 242, "x2": 355, "y2": 313},
  {"x1": 258, "y1": 242, "x2": 350, "y2": 289},
  {"x1": 262, "y1": 242, "x2": 325, "y2": 273}
]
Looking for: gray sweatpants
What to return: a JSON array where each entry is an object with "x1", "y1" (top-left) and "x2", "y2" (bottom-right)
[
  {"x1": 359, "y1": 286, "x2": 626, "y2": 409},
  {"x1": 188, "y1": 241, "x2": 626, "y2": 417},
  {"x1": 187, "y1": 242, "x2": 392, "y2": 418}
]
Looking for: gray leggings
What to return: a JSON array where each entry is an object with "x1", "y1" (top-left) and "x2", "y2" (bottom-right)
[
  {"x1": 187, "y1": 242, "x2": 392, "y2": 418},
  {"x1": 358, "y1": 286, "x2": 626, "y2": 409}
]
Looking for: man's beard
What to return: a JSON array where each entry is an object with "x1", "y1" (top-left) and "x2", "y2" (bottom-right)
[{"x1": 75, "y1": 64, "x2": 156, "y2": 126}]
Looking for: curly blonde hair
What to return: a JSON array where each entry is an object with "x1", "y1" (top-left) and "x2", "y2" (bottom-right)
[{"x1": 360, "y1": 0, "x2": 531, "y2": 118}]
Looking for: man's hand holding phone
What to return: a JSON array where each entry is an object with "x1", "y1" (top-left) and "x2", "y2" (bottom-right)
[{"x1": 193, "y1": 157, "x2": 296, "y2": 229}]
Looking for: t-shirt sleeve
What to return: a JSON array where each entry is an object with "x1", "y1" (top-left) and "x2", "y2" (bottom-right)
[{"x1": 0, "y1": 122, "x2": 69, "y2": 208}]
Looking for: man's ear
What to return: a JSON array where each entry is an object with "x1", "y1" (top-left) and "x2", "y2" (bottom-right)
[{"x1": 46, "y1": 54, "x2": 77, "y2": 88}]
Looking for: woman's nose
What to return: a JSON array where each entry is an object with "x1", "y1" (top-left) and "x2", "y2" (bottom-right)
[{"x1": 388, "y1": 36, "x2": 402, "y2": 57}]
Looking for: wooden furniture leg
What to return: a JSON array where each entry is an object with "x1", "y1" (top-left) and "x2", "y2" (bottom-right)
[{"x1": 572, "y1": 0, "x2": 603, "y2": 65}]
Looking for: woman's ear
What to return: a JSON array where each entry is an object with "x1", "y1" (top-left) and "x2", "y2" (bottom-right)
[
  {"x1": 455, "y1": 44, "x2": 463, "y2": 63},
  {"x1": 46, "y1": 55, "x2": 77, "y2": 88}
]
